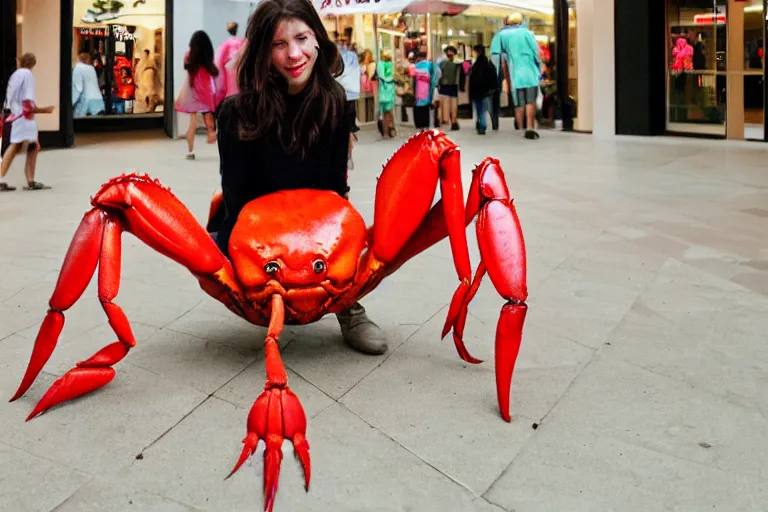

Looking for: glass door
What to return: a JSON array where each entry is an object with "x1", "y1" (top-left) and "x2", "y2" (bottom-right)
[
  {"x1": 667, "y1": 0, "x2": 728, "y2": 136},
  {"x1": 743, "y1": 0, "x2": 764, "y2": 140}
]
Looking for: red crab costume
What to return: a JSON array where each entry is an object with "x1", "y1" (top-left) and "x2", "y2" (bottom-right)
[{"x1": 10, "y1": 130, "x2": 528, "y2": 512}]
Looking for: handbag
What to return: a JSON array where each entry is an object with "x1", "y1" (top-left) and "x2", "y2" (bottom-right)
[{"x1": 1, "y1": 99, "x2": 12, "y2": 158}]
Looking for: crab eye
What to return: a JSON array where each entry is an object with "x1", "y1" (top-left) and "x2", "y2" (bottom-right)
[
  {"x1": 264, "y1": 261, "x2": 280, "y2": 274},
  {"x1": 312, "y1": 259, "x2": 326, "y2": 274}
]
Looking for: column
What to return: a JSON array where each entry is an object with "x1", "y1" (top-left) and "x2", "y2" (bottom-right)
[
  {"x1": 726, "y1": 0, "x2": 745, "y2": 140},
  {"x1": 575, "y1": 0, "x2": 593, "y2": 132},
  {"x1": 591, "y1": 0, "x2": 614, "y2": 137}
]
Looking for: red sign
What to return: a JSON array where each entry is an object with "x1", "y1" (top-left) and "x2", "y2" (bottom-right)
[{"x1": 693, "y1": 13, "x2": 726, "y2": 24}]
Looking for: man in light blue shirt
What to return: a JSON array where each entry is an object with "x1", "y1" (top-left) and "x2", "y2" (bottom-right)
[
  {"x1": 336, "y1": 39, "x2": 361, "y2": 129},
  {"x1": 336, "y1": 38, "x2": 361, "y2": 168},
  {"x1": 491, "y1": 12, "x2": 542, "y2": 139}
]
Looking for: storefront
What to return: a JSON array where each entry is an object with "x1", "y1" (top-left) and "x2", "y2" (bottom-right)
[
  {"x1": 70, "y1": 1, "x2": 167, "y2": 122},
  {"x1": 614, "y1": 0, "x2": 768, "y2": 141},
  {"x1": 0, "y1": 0, "x2": 174, "y2": 147}
]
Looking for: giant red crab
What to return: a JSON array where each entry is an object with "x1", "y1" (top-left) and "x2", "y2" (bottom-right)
[{"x1": 10, "y1": 130, "x2": 527, "y2": 511}]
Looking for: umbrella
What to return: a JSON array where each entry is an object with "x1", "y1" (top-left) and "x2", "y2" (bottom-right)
[
  {"x1": 402, "y1": 0, "x2": 469, "y2": 15},
  {"x1": 314, "y1": 0, "x2": 415, "y2": 15}
]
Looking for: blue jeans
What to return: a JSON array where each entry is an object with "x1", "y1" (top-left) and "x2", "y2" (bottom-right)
[{"x1": 473, "y1": 97, "x2": 492, "y2": 130}]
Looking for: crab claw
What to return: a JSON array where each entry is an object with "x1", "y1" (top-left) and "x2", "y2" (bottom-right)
[
  {"x1": 441, "y1": 267, "x2": 486, "y2": 364},
  {"x1": 227, "y1": 295, "x2": 310, "y2": 512},
  {"x1": 227, "y1": 385, "x2": 310, "y2": 512},
  {"x1": 26, "y1": 367, "x2": 116, "y2": 421}
]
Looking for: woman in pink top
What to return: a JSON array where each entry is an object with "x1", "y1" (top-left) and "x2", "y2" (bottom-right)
[
  {"x1": 214, "y1": 22, "x2": 245, "y2": 105},
  {"x1": 175, "y1": 30, "x2": 220, "y2": 160}
]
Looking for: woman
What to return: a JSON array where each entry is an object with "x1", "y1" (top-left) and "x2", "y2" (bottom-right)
[
  {"x1": 1, "y1": 53, "x2": 55, "y2": 191},
  {"x1": 468, "y1": 44, "x2": 497, "y2": 135},
  {"x1": 175, "y1": 30, "x2": 219, "y2": 160},
  {"x1": 359, "y1": 49, "x2": 376, "y2": 122},
  {"x1": 376, "y1": 50, "x2": 396, "y2": 138},
  {"x1": 409, "y1": 50, "x2": 439, "y2": 130},
  {"x1": 214, "y1": 21, "x2": 245, "y2": 104},
  {"x1": 211, "y1": 0, "x2": 387, "y2": 355}
]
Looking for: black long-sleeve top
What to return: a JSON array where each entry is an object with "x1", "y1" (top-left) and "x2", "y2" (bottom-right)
[{"x1": 213, "y1": 89, "x2": 351, "y2": 257}]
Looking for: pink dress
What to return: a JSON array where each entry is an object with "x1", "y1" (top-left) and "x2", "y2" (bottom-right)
[
  {"x1": 214, "y1": 36, "x2": 245, "y2": 105},
  {"x1": 175, "y1": 50, "x2": 218, "y2": 113}
]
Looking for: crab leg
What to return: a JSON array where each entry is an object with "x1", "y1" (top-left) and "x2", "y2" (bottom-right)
[
  {"x1": 383, "y1": 156, "x2": 529, "y2": 422},
  {"x1": 227, "y1": 294, "x2": 310, "y2": 512},
  {"x1": 10, "y1": 174, "x2": 230, "y2": 418},
  {"x1": 367, "y1": 131, "x2": 479, "y2": 362},
  {"x1": 474, "y1": 158, "x2": 528, "y2": 422}
]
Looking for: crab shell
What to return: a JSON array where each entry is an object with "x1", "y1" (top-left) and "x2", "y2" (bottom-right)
[{"x1": 228, "y1": 189, "x2": 368, "y2": 315}]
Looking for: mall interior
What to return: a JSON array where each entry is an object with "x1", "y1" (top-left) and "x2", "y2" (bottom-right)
[{"x1": 1, "y1": 0, "x2": 767, "y2": 146}]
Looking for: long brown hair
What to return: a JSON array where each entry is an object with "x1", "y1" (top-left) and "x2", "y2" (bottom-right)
[
  {"x1": 185, "y1": 30, "x2": 218, "y2": 88},
  {"x1": 234, "y1": 0, "x2": 345, "y2": 157}
]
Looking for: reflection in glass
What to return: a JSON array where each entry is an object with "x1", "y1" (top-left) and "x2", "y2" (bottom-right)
[
  {"x1": 71, "y1": 0, "x2": 165, "y2": 118},
  {"x1": 667, "y1": 0, "x2": 727, "y2": 135}
]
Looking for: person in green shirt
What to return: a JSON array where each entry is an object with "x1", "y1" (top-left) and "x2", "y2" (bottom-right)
[
  {"x1": 438, "y1": 45, "x2": 461, "y2": 130},
  {"x1": 491, "y1": 12, "x2": 542, "y2": 139},
  {"x1": 377, "y1": 50, "x2": 397, "y2": 137}
]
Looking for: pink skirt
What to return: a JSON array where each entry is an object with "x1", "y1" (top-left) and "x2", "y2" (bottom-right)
[{"x1": 175, "y1": 70, "x2": 218, "y2": 113}]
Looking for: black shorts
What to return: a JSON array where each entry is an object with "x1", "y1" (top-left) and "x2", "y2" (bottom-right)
[
  {"x1": 347, "y1": 100, "x2": 360, "y2": 133},
  {"x1": 514, "y1": 86, "x2": 538, "y2": 107},
  {"x1": 438, "y1": 84, "x2": 459, "y2": 98}
]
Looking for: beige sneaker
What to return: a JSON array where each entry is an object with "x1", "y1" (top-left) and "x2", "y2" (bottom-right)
[{"x1": 336, "y1": 303, "x2": 388, "y2": 355}]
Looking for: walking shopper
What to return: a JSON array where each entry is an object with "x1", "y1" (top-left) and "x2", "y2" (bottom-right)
[
  {"x1": 72, "y1": 52, "x2": 106, "y2": 117},
  {"x1": 409, "y1": 51, "x2": 438, "y2": 130},
  {"x1": 1, "y1": 53, "x2": 54, "y2": 191},
  {"x1": 377, "y1": 50, "x2": 396, "y2": 138},
  {"x1": 438, "y1": 45, "x2": 461, "y2": 130},
  {"x1": 335, "y1": 36, "x2": 361, "y2": 169},
  {"x1": 210, "y1": 0, "x2": 388, "y2": 355},
  {"x1": 468, "y1": 44, "x2": 497, "y2": 135},
  {"x1": 491, "y1": 12, "x2": 542, "y2": 139},
  {"x1": 214, "y1": 21, "x2": 245, "y2": 104},
  {"x1": 175, "y1": 30, "x2": 220, "y2": 160}
]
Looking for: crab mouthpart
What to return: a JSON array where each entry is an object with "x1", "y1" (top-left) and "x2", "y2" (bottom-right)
[{"x1": 278, "y1": 286, "x2": 331, "y2": 315}]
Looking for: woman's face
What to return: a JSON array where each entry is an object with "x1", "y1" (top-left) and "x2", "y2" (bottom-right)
[{"x1": 271, "y1": 18, "x2": 318, "y2": 94}]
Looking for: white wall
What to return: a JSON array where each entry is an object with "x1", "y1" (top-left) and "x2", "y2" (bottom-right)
[
  {"x1": 203, "y1": 0, "x2": 254, "y2": 50},
  {"x1": 572, "y1": 0, "x2": 614, "y2": 137},
  {"x1": 19, "y1": 0, "x2": 61, "y2": 131},
  {"x1": 172, "y1": 0, "x2": 256, "y2": 138}
]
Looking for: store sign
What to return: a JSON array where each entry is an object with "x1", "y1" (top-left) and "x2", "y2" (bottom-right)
[
  {"x1": 80, "y1": 0, "x2": 153, "y2": 24},
  {"x1": 76, "y1": 27, "x2": 107, "y2": 36},
  {"x1": 112, "y1": 25, "x2": 136, "y2": 41},
  {"x1": 693, "y1": 13, "x2": 726, "y2": 25},
  {"x1": 315, "y1": 0, "x2": 413, "y2": 14},
  {"x1": 319, "y1": 0, "x2": 382, "y2": 8}
]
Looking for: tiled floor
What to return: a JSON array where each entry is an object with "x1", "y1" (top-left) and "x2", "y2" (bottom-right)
[{"x1": 1, "y1": 121, "x2": 767, "y2": 511}]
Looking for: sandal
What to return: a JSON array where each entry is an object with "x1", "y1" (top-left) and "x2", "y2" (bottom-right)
[
  {"x1": 23, "y1": 181, "x2": 51, "y2": 190},
  {"x1": 0, "y1": 182, "x2": 16, "y2": 192}
]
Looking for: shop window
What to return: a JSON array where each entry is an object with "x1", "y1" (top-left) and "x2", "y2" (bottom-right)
[
  {"x1": 667, "y1": 0, "x2": 727, "y2": 135},
  {"x1": 71, "y1": 0, "x2": 165, "y2": 118}
]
